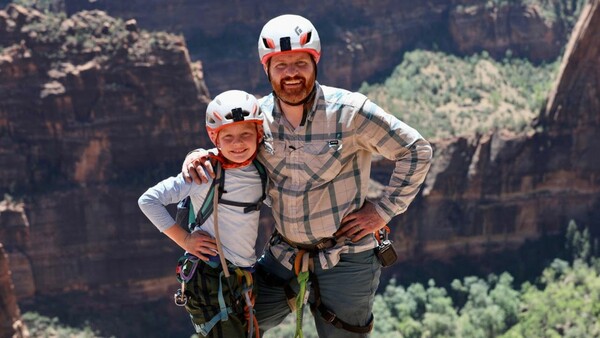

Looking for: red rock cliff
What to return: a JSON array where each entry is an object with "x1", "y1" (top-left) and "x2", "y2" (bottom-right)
[
  {"x1": 0, "y1": 4, "x2": 210, "y2": 305},
  {"x1": 0, "y1": 197, "x2": 30, "y2": 337},
  {"x1": 391, "y1": 0, "x2": 600, "y2": 260},
  {"x1": 0, "y1": 1, "x2": 597, "y2": 335},
  {"x1": 63, "y1": 0, "x2": 578, "y2": 95}
]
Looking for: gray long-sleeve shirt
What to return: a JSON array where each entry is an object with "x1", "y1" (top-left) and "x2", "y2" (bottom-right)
[{"x1": 138, "y1": 165, "x2": 263, "y2": 267}]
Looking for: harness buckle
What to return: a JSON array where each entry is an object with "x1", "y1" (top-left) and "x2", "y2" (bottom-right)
[
  {"x1": 174, "y1": 288, "x2": 187, "y2": 306},
  {"x1": 322, "y1": 309, "x2": 337, "y2": 323},
  {"x1": 243, "y1": 201, "x2": 262, "y2": 213}
]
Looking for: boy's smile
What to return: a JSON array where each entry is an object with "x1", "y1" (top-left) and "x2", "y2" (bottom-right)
[{"x1": 217, "y1": 123, "x2": 260, "y2": 163}]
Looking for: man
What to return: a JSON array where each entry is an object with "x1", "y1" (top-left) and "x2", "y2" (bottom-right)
[{"x1": 183, "y1": 14, "x2": 432, "y2": 337}]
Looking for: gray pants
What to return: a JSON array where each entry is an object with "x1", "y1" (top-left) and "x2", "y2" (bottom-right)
[{"x1": 254, "y1": 248, "x2": 381, "y2": 337}]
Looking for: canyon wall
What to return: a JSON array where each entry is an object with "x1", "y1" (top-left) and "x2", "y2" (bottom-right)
[
  {"x1": 0, "y1": 5, "x2": 210, "y2": 334},
  {"x1": 63, "y1": 0, "x2": 578, "y2": 95},
  {"x1": 390, "y1": 0, "x2": 600, "y2": 261}
]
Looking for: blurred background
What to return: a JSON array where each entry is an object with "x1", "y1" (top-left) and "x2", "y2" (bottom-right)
[{"x1": 1, "y1": 0, "x2": 599, "y2": 337}]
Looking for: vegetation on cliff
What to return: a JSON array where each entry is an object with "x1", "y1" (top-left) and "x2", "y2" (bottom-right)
[
  {"x1": 1, "y1": 2, "x2": 187, "y2": 71},
  {"x1": 360, "y1": 50, "x2": 560, "y2": 140}
]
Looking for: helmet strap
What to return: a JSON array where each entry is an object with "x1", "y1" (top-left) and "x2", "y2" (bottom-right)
[{"x1": 210, "y1": 150, "x2": 258, "y2": 170}]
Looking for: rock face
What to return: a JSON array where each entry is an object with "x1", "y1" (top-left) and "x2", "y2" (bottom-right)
[
  {"x1": 391, "y1": 0, "x2": 600, "y2": 261},
  {"x1": 448, "y1": 1, "x2": 571, "y2": 61},
  {"x1": 63, "y1": 0, "x2": 578, "y2": 95},
  {"x1": 0, "y1": 244, "x2": 29, "y2": 338},
  {"x1": 0, "y1": 3, "x2": 209, "y2": 306},
  {"x1": 0, "y1": 200, "x2": 29, "y2": 337},
  {"x1": 0, "y1": 1, "x2": 597, "y2": 335}
]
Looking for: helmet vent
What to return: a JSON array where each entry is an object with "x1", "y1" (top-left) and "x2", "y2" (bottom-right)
[
  {"x1": 262, "y1": 38, "x2": 275, "y2": 49},
  {"x1": 280, "y1": 37, "x2": 291, "y2": 51}
]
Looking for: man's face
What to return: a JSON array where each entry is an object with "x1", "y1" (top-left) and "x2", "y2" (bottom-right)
[{"x1": 267, "y1": 52, "x2": 316, "y2": 105}]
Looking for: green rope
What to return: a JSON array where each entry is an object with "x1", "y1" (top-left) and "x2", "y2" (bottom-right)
[{"x1": 294, "y1": 270, "x2": 310, "y2": 338}]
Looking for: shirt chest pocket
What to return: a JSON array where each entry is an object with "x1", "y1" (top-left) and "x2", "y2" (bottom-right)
[{"x1": 301, "y1": 140, "x2": 345, "y2": 183}]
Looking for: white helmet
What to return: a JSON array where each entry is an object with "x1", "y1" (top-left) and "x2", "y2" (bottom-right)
[
  {"x1": 205, "y1": 90, "x2": 264, "y2": 145},
  {"x1": 257, "y1": 14, "x2": 321, "y2": 66}
]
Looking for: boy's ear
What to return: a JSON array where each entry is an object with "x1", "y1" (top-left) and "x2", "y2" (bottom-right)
[{"x1": 257, "y1": 126, "x2": 264, "y2": 143}]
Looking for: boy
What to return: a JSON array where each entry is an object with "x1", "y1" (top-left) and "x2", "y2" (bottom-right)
[{"x1": 138, "y1": 90, "x2": 266, "y2": 337}]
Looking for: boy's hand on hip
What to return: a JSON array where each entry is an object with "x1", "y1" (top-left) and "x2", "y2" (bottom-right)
[{"x1": 184, "y1": 231, "x2": 217, "y2": 261}]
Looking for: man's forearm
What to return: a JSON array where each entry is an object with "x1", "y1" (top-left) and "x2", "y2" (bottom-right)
[{"x1": 374, "y1": 138, "x2": 433, "y2": 222}]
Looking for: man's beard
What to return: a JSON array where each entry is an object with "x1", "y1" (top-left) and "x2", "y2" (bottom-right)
[{"x1": 271, "y1": 74, "x2": 316, "y2": 106}]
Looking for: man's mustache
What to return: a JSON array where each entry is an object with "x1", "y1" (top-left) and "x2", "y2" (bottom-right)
[{"x1": 280, "y1": 76, "x2": 306, "y2": 84}]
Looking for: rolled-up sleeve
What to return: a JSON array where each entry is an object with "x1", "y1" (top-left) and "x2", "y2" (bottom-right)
[{"x1": 355, "y1": 100, "x2": 433, "y2": 223}]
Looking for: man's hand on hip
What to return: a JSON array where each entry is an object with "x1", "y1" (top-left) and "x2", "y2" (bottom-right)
[{"x1": 335, "y1": 201, "x2": 386, "y2": 242}]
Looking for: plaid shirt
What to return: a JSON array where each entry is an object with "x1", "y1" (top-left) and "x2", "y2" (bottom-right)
[{"x1": 258, "y1": 83, "x2": 432, "y2": 269}]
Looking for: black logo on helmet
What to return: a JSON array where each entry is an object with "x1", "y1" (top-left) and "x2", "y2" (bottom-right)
[
  {"x1": 231, "y1": 108, "x2": 244, "y2": 122},
  {"x1": 294, "y1": 26, "x2": 302, "y2": 36}
]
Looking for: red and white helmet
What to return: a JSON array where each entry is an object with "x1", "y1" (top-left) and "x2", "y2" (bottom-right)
[
  {"x1": 205, "y1": 90, "x2": 264, "y2": 145},
  {"x1": 257, "y1": 14, "x2": 321, "y2": 66}
]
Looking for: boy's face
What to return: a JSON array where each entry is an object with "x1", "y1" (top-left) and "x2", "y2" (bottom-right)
[{"x1": 217, "y1": 123, "x2": 260, "y2": 163}]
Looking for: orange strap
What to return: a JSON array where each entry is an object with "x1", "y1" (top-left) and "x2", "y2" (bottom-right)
[
  {"x1": 374, "y1": 225, "x2": 391, "y2": 244},
  {"x1": 294, "y1": 249, "x2": 307, "y2": 276}
]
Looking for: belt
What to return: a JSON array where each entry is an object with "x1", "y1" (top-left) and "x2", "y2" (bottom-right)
[{"x1": 272, "y1": 231, "x2": 337, "y2": 252}]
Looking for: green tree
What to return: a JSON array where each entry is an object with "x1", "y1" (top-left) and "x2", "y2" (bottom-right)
[{"x1": 501, "y1": 259, "x2": 600, "y2": 338}]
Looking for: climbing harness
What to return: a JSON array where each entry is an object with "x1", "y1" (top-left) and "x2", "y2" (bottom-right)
[
  {"x1": 173, "y1": 160, "x2": 265, "y2": 337},
  {"x1": 269, "y1": 231, "x2": 375, "y2": 336},
  {"x1": 174, "y1": 253, "x2": 201, "y2": 306},
  {"x1": 374, "y1": 225, "x2": 398, "y2": 267},
  {"x1": 175, "y1": 159, "x2": 267, "y2": 230}
]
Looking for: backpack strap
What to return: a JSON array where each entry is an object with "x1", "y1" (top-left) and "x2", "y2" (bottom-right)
[{"x1": 192, "y1": 159, "x2": 267, "y2": 229}]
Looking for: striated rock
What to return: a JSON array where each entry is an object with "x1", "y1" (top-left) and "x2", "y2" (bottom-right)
[
  {"x1": 0, "y1": 197, "x2": 33, "y2": 338},
  {"x1": 449, "y1": 1, "x2": 568, "y2": 61},
  {"x1": 0, "y1": 244, "x2": 29, "y2": 338},
  {"x1": 539, "y1": 0, "x2": 600, "y2": 132},
  {"x1": 63, "y1": 0, "x2": 579, "y2": 94},
  {"x1": 0, "y1": 2, "x2": 597, "y2": 335},
  {"x1": 390, "y1": 0, "x2": 600, "y2": 261},
  {"x1": 0, "y1": 5, "x2": 210, "y2": 303}
]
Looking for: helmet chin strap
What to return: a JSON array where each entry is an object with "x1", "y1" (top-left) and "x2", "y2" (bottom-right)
[{"x1": 210, "y1": 151, "x2": 258, "y2": 170}]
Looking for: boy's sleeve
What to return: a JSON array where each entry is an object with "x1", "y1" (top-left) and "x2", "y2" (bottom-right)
[{"x1": 138, "y1": 173, "x2": 194, "y2": 232}]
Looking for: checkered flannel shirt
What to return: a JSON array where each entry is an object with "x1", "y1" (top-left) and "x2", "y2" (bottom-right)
[{"x1": 257, "y1": 83, "x2": 433, "y2": 269}]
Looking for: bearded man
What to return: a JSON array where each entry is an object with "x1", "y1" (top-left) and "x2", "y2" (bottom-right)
[{"x1": 183, "y1": 14, "x2": 433, "y2": 337}]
